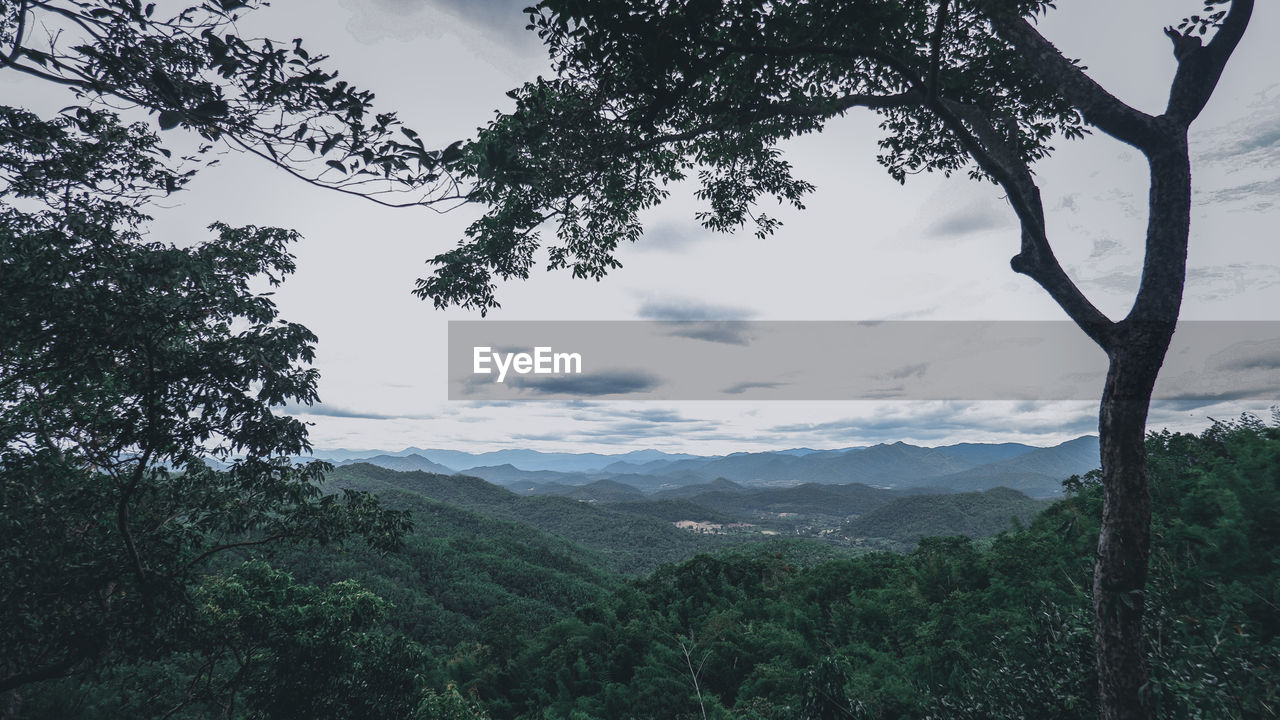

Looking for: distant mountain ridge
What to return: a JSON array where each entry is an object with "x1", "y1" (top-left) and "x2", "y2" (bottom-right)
[
  {"x1": 315, "y1": 436, "x2": 1099, "y2": 499},
  {"x1": 325, "y1": 462, "x2": 1054, "y2": 556},
  {"x1": 333, "y1": 453, "x2": 455, "y2": 474}
]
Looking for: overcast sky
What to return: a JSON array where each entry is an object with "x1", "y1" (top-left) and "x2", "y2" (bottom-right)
[{"x1": 11, "y1": 0, "x2": 1279, "y2": 454}]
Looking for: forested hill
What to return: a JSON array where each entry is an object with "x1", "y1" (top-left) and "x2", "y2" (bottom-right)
[
  {"x1": 450, "y1": 419, "x2": 1280, "y2": 720},
  {"x1": 328, "y1": 462, "x2": 1058, "y2": 555},
  {"x1": 843, "y1": 487, "x2": 1050, "y2": 544},
  {"x1": 325, "y1": 463, "x2": 731, "y2": 575},
  {"x1": 19, "y1": 419, "x2": 1279, "y2": 719}
]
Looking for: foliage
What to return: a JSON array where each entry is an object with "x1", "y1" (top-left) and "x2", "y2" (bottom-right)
[
  {"x1": 0, "y1": 77, "x2": 407, "y2": 699},
  {"x1": 22, "y1": 561, "x2": 437, "y2": 720},
  {"x1": 843, "y1": 486, "x2": 1048, "y2": 547},
  {"x1": 329, "y1": 463, "x2": 730, "y2": 575},
  {"x1": 0, "y1": 0, "x2": 460, "y2": 207},
  {"x1": 443, "y1": 417, "x2": 1280, "y2": 719},
  {"x1": 15, "y1": 414, "x2": 1278, "y2": 718},
  {"x1": 278, "y1": 481, "x2": 621, "y2": 657},
  {"x1": 416, "y1": 0, "x2": 1092, "y2": 311}
]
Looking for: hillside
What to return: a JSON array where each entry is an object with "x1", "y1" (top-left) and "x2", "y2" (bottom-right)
[
  {"x1": 327, "y1": 464, "x2": 728, "y2": 574},
  {"x1": 681, "y1": 481, "x2": 898, "y2": 518},
  {"x1": 279, "y1": 483, "x2": 619, "y2": 655},
  {"x1": 650, "y1": 477, "x2": 748, "y2": 499},
  {"x1": 598, "y1": 499, "x2": 737, "y2": 524},
  {"x1": 843, "y1": 486, "x2": 1050, "y2": 545}
]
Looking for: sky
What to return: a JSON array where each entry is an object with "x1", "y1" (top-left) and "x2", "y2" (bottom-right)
[{"x1": 8, "y1": 0, "x2": 1280, "y2": 455}]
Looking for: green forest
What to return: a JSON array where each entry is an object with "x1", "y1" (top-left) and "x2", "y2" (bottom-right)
[{"x1": 8, "y1": 417, "x2": 1279, "y2": 719}]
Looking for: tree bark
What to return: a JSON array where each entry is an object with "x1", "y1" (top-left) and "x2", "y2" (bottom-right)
[
  {"x1": 1094, "y1": 326, "x2": 1170, "y2": 720},
  {"x1": 1091, "y1": 135, "x2": 1190, "y2": 720}
]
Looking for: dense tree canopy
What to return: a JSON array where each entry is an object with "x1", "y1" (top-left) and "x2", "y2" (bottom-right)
[
  {"x1": 416, "y1": 0, "x2": 1243, "y2": 315},
  {"x1": 0, "y1": 101, "x2": 410, "y2": 695},
  {"x1": 447, "y1": 417, "x2": 1280, "y2": 720}
]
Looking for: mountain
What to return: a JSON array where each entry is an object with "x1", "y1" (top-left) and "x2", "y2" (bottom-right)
[
  {"x1": 843, "y1": 487, "x2": 1050, "y2": 545},
  {"x1": 797, "y1": 442, "x2": 965, "y2": 486},
  {"x1": 680, "y1": 482, "x2": 898, "y2": 518},
  {"x1": 453, "y1": 463, "x2": 588, "y2": 487},
  {"x1": 376, "y1": 448, "x2": 701, "y2": 473},
  {"x1": 334, "y1": 453, "x2": 455, "y2": 474},
  {"x1": 652, "y1": 477, "x2": 749, "y2": 499},
  {"x1": 541, "y1": 478, "x2": 646, "y2": 503},
  {"x1": 930, "y1": 442, "x2": 1036, "y2": 465},
  {"x1": 932, "y1": 436, "x2": 1101, "y2": 497},
  {"x1": 599, "y1": 499, "x2": 737, "y2": 524},
  {"x1": 317, "y1": 438, "x2": 1100, "y2": 499},
  {"x1": 633, "y1": 441, "x2": 1030, "y2": 488},
  {"x1": 327, "y1": 464, "x2": 729, "y2": 574},
  {"x1": 315, "y1": 437, "x2": 1099, "y2": 498}
]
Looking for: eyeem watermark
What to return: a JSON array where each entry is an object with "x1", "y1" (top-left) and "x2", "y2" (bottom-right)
[
  {"x1": 473, "y1": 346, "x2": 583, "y2": 383},
  {"x1": 450, "y1": 320, "x2": 1280, "y2": 401}
]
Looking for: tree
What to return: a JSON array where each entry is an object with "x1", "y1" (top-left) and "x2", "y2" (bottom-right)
[
  {"x1": 415, "y1": 2, "x2": 1255, "y2": 718},
  {"x1": 1, "y1": 0, "x2": 449, "y2": 701},
  {"x1": 0, "y1": 90, "x2": 409, "y2": 703},
  {"x1": 0, "y1": 0, "x2": 463, "y2": 207}
]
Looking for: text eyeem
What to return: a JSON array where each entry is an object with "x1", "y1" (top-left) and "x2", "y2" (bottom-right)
[{"x1": 473, "y1": 346, "x2": 583, "y2": 383}]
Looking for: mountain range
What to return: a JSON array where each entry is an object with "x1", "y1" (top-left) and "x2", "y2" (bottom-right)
[{"x1": 313, "y1": 436, "x2": 1100, "y2": 499}]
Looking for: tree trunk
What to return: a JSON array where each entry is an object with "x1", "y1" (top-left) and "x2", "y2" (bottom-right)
[
  {"x1": 1089, "y1": 124, "x2": 1190, "y2": 719},
  {"x1": 1094, "y1": 328, "x2": 1166, "y2": 720}
]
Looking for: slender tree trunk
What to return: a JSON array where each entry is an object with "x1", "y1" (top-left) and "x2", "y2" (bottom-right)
[
  {"x1": 1092, "y1": 134, "x2": 1189, "y2": 720},
  {"x1": 1094, "y1": 325, "x2": 1170, "y2": 720}
]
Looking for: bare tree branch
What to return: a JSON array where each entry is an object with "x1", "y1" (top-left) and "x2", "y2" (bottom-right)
[
  {"x1": 933, "y1": 98, "x2": 1117, "y2": 349},
  {"x1": 982, "y1": 11, "x2": 1162, "y2": 153},
  {"x1": 1164, "y1": 0, "x2": 1254, "y2": 124}
]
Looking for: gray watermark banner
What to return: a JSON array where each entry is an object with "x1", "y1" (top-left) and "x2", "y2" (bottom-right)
[{"x1": 448, "y1": 321, "x2": 1280, "y2": 403}]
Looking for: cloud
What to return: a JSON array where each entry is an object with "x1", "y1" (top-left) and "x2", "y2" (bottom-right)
[
  {"x1": 636, "y1": 298, "x2": 759, "y2": 345},
  {"x1": 636, "y1": 298, "x2": 757, "y2": 321},
  {"x1": 1199, "y1": 178, "x2": 1280, "y2": 210},
  {"x1": 631, "y1": 220, "x2": 712, "y2": 252},
  {"x1": 1186, "y1": 264, "x2": 1280, "y2": 301},
  {"x1": 570, "y1": 420, "x2": 720, "y2": 441},
  {"x1": 721, "y1": 380, "x2": 786, "y2": 395},
  {"x1": 282, "y1": 403, "x2": 436, "y2": 420},
  {"x1": 508, "y1": 369, "x2": 662, "y2": 397},
  {"x1": 1153, "y1": 388, "x2": 1278, "y2": 412},
  {"x1": 884, "y1": 363, "x2": 929, "y2": 380},
  {"x1": 667, "y1": 322, "x2": 757, "y2": 346},
  {"x1": 1196, "y1": 85, "x2": 1280, "y2": 165},
  {"x1": 926, "y1": 201, "x2": 1010, "y2": 237},
  {"x1": 430, "y1": 0, "x2": 527, "y2": 25},
  {"x1": 1088, "y1": 237, "x2": 1121, "y2": 259},
  {"x1": 628, "y1": 408, "x2": 700, "y2": 423},
  {"x1": 340, "y1": 0, "x2": 538, "y2": 47},
  {"x1": 1083, "y1": 264, "x2": 1280, "y2": 301},
  {"x1": 1218, "y1": 352, "x2": 1280, "y2": 372},
  {"x1": 1084, "y1": 270, "x2": 1140, "y2": 294},
  {"x1": 767, "y1": 402, "x2": 1099, "y2": 443}
]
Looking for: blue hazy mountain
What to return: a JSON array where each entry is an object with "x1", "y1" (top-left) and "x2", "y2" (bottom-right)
[
  {"x1": 333, "y1": 453, "x2": 456, "y2": 474},
  {"x1": 314, "y1": 437, "x2": 1097, "y2": 497},
  {"x1": 316, "y1": 447, "x2": 702, "y2": 473}
]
